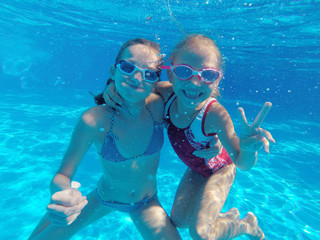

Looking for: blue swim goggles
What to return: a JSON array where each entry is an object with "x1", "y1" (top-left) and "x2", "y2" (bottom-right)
[
  {"x1": 115, "y1": 60, "x2": 160, "y2": 83},
  {"x1": 161, "y1": 64, "x2": 222, "y2": 84}
]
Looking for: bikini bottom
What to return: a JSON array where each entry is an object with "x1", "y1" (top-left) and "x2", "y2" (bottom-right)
[{"x1": 95, "y1": 188, "x2": 157, "y2": 213}]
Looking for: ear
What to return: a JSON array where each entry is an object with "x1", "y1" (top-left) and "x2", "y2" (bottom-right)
[
  {"x1": 214, "y1": 77, "x2": 221, "y2": 88},
  {"x1": 110, "y1": 65, "x2": 116, "y2": 79},
  {"x1": 167, "y1": 70, "x2": 174, "y2": 83}
]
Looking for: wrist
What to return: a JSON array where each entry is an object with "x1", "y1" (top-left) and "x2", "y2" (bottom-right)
[
  {"x1": 106, "y1": 78, "x2": 114, "y2": 86},
  {"x1": 50, "y1": 174, "x2": 71, "y2": 194}
]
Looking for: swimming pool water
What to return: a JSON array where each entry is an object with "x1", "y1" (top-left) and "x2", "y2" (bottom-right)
[
  {"x1": 0, "y1": 90, "x2": 319, "y2": 239},
  {"x1": 0, "y1": 0, "x2": 319, "y2": 239}
]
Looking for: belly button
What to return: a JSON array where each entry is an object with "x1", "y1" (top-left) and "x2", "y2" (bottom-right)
[{"x1": 131, "y1": 190, "x2": 135, "y2": 197}]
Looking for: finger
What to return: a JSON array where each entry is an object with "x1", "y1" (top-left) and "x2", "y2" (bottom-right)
[
  {"x1": 47, "y1": 198, "x2": 88, "y2": 217},
  {"x1": 113, "y1": 89, "x2": 123, "y2": 106},
  {"x1": 262, "y1": 137, "x2": 270, "y2": 153},
  {"x1": 209, "y1": 135, "x2": 220, "y2": 148},
  {"x1": 240, "y1": 135, "x2": 264, "y2": 152},
  {"x1": 47, "y1": 204, "x2": 77, "y2": 218},
  {"x1": 193, "y1": 147, "x2": 221, "y2": 158},
  {"x1": 252, "y1": 102, "x2": 272, "y2": 128},
  {"x1": 47, "y1": 203, "x2": 80, "y2": 218},
  {"x1": 103, "y1": 89, "x2": 111, "y2": 102},
  {"x1": 51, "y1": 192, "x2": 85, "y2": 207},
  {"x1": 49, "y1": 211, "x2": 81, "y2": 226},
  {"x1": 106, "y1": 83, "x2": 122, "y2": 106},
  {"x1": 258, "y1": 128, "x2": 276, "y2": 144},
  {"x1": 104, "y1": 91, "x2": 118, "y2": 108},
  {"x1": 103, "y1": 83, "x2": 122, "y2": 107},
  {"x1": 66, "y1": 213, "x2": 81, "y2": 225},
  {"x1": 237, "y1": 107, "x2": 249, "y2": 130}
]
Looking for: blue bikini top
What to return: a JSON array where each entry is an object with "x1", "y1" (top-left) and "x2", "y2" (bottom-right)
[{"x1": 100, "y1": 105, "x2": 164, "y2": 162}]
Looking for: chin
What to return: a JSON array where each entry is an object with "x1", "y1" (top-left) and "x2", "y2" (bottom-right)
[
  {"x1": 180, "y1": 90, "x2": 208, "y2": 107},
  {"x1": 122, "y1": 92, "x2": 149, "y2": 103},
  {"x1": 181, "y1": 98, "x2": 203, "y2": 108}
]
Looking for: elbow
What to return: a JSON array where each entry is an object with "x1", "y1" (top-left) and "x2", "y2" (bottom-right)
[
  {"x1": 235, "y1": 154, "x2": 257, "y2": 171},
  {"x1": 237, "y1": 164, "x2": 255, "y2": 172}
]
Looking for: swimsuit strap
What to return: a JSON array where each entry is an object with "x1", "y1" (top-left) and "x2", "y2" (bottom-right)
[
  {"x1": 164, "y1": 93, "x2": 176, "y2": 119},
  {"x1": 105, "y1": 109, "x2": 119, "y2": 141},
  {"x1": 145, "y1": 104, "x2": 164, "y2": 128},
  {"x1": 145, "y1": 104, "x2": 156, "y2": 123}
]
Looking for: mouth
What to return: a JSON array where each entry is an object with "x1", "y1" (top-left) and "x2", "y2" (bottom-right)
[
  {"x1": 125, "y1": 81, "x2": 142, "y2": 90},
  {"x1": 182, "y1": 89, "x2": 203, "y2": 99}
]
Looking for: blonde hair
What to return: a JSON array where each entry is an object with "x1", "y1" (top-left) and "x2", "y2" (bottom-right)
[{"x1": 171, "y1": 34, "x2": 223, "y2": 99}]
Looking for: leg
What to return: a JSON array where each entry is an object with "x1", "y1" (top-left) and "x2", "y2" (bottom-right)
[
  {"x1": 188, "y1": 164, "x2": 265, "y2": 240},
  {"x1": 130, "y1": 196, "x2": 182, "y2": 240},
  {"x1": 189, "y1": 164, "x2": 237, "y2": 239},
  {"x1": 210, "y1": 212, "x2": 265, "y2": 240},
  {"x1": 170, "y1": 168, "x2": 205, "y2": 228},
  {"x1": 28, "y1": 189, "x2": 114, "y2": 240}
]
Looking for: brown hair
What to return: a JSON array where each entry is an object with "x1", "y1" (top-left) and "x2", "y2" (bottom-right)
[
  {"x1": 94, "y1": 38, "x2": 163, "y2": 105},
  {"x1": 115, "y1": 38, "x2": 162, "y2": 65},
  {"x1": 171, "y1": 34, "x2": 223, "y2": 99}
]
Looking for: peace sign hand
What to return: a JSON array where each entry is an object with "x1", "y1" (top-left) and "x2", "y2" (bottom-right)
[{"x1": 237, "y1": 102, "x2": 275, "y2": 153}]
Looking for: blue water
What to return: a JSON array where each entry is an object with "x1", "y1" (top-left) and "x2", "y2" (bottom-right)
[{"x1": 0, "y1": 1, "x2": 319, "y2": 239}]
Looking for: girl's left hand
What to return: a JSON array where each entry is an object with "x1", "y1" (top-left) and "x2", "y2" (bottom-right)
[
  {"x1": 193, "y1": 135, "x2": 222, "y2": 159},
  {"x1": 238, "y1": 102, "x2": 275, "y2": 153}
]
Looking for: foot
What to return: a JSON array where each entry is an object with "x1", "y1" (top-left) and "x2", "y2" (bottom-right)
[
  {"x1": 219, "y1": 208, "x2": 240, "y2": 220},
  {"x1": 244, "y1": 212, "x2": 266, "y2": 240}
]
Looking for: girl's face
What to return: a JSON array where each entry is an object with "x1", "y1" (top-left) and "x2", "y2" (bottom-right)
[
  {"x1": 170, "y1": 45, "x2": 220, "y2": 108},
  {"x1": 111, "y1": 44, "x2": 159, "y2": 103}
]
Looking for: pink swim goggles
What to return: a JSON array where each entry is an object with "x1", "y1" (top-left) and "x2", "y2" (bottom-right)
[{"x1": 161, "y1": 64, "x2": 222, "y2": 84}]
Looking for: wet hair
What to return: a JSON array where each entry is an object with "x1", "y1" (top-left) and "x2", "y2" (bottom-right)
[
  {"x1": 171, "y1": 34, "x2": 223, "y2": 99},
  {"x1": 94, "y1": 38, "x2": 163, "y2": 105}
]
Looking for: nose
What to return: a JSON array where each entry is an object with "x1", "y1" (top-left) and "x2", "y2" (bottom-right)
[
  {"x1": 132, "y1": 70, "x2": 143, "y2": 83},
  {"x1": 189, "y1": 74, "x2": 202, "y2": 86}
]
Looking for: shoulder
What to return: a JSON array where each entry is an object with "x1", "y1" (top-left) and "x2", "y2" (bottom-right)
[
  {"x1": 79, "y1": 105, "x2": 112, "y2": 129},
  {"x1": 146, "y1": 93, "x2": 165, "y2": 122},
  {"x1": 204, "y1": 101, "x2": 233, "y2": 132},
  {"x1": 153, "y1": 81, "x2": 173, "y2": 101}
]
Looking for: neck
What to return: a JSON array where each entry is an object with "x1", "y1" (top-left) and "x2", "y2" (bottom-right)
[
  {"x1": 175, "y1": 98, "x2": 206, "y2": 118},
  {"x1": 120, "y1": 99, "x2": 145, "y2": 119}
]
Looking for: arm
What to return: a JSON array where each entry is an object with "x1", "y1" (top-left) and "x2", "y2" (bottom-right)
[
  {"x1": 205, "y1": 102, "x2": 275, "y2": 171},
  {"x1": 51, "y1": 111, "x2": 94, "y2": 193},
  {"x1": 153, "y1": 81, "x2": 173, "y2": 102},
  {"x1": 102, "y1": 80, "x2": 174, "y2": 110},
  {"x1": 47, "y1": 109, "x2": 96, "y2": 225}
]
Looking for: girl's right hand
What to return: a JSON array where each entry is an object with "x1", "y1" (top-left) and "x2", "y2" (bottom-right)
[
  {"x1": 193, "y1": 135, "x2": 222, "y2": 159},
  {"x1": 46, "y1": 183, "x2": 88, "y2": 226},
  {"x1": 103, "y1": 81, "x2": 123, "y2": 108}
]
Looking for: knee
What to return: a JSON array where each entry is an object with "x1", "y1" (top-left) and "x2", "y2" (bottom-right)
[
  {"x1": 189, "y1": 225, "x2": 205, "y2": 240},
  {"x1": 170, "y1": 211, "x2": 188, "y2": 229},
  {"x1": 189, "y1": 223, "x2": 218, "y2": 240}
]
